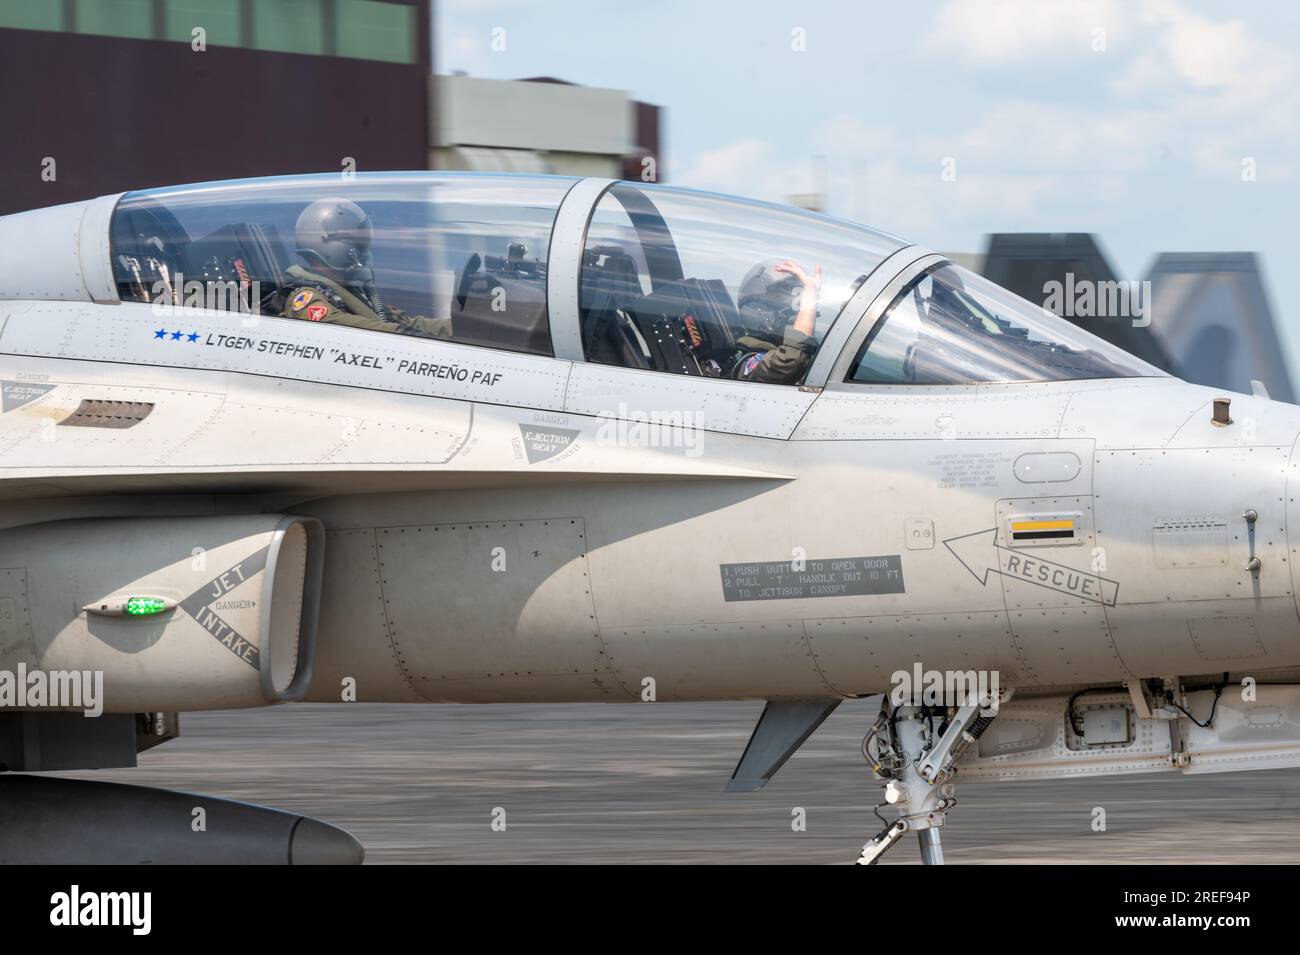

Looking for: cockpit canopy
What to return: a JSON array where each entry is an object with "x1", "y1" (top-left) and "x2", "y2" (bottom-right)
[
  {"x1": 577, "y1": 181, "x2": 907, "y2": 383},
  {"x1": 97, "y1": 172, "x2": 1163, "y2": 384},
  {"x1": 850, "y1": 263, "x2": 1162, "y2": 384},
  {"x1": 111, "y1": 173, "x2": 574, "y2": 355}
]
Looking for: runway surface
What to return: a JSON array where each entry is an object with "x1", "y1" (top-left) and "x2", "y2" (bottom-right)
[{"x1": 74, "y1": 698, "x2": 1300, "y2": 864}]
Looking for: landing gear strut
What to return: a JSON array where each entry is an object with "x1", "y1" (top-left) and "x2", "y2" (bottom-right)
[{"x1": 856, "y1": 693, "x2": 1004, "y2": 865}]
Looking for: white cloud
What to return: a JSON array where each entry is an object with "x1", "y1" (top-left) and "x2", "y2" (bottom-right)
[
  {"x1": 444, "y1": 28, "x2": 483, "y2": 66},
  {"x1": 811, "y1": 115, "x2": 900, "y2": 160},
  {"x1": 838, "y1": 160, "x2": 1066, "y2": 239},
  {"x1": 674, "y1": 0, "x2": 1299, "y2": 248},
  {"x1": 676, "y1": 138, "x2": 818, "y2": 200},
  {"x1": 924, "y1": 0, "x2": 1120, "y2": 65},
  {"x1": 676, "y1": 135, "x2": 1101, "y2": 243},
  {"x1": 925, "y1": 0, "x2": 1300, "y2": 181},
  {"x1": 1113, "y1": 1, "x2": 1294, "y2": 100},
  {"x1": 925, "y1": 0, "x2": 1296, "y2": 109},
  {"x1": 916, "y1": 102, "x2": 1165, "y2": 174},
  {"x1": 442, "y1": 0, "x2": 534, "y2": 10}
]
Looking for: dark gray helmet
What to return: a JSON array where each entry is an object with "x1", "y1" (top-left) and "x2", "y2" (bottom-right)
[
  {"x1": 295, "y1": 198, "x2": 374, "y2": 280},
  {"x1": 738, "y1": 260, "x2": 803, "y2": 335}
]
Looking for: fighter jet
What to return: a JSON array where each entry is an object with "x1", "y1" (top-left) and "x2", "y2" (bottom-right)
[{"x1": 1, "y1": 171, "x2": 1298, "y2": 865}]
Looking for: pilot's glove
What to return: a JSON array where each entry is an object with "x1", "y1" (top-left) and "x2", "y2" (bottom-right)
[{"x1": 391, "y1": 309, "x2": 454, "y2": 340}]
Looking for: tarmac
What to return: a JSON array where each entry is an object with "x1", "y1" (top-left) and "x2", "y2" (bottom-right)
[{"x1": 72, "y1": 697, "x2": 1300, "y2": 864}]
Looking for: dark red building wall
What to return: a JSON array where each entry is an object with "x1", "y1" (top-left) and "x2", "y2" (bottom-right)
[{"x1": 0, "y1": 25, "x2": 430, "y2": 215}]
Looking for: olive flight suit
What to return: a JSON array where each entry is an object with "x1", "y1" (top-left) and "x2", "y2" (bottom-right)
[
  {"x1": 280, "y1": 265, "x2": 452, "y2": 340},
  {"x1": 732, "y1": 327, "x2": 816, "y2": 385}
]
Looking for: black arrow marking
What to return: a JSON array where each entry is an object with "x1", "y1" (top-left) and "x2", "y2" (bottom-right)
[{"x1": 178, "y1": 547, "x2": 269, "y2": 670}]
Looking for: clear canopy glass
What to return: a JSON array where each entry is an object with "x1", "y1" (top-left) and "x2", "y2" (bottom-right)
[
  {"x1": 849, "y1": 264, "x2": 1165, "y2": 384},
  {"x1": 110, "y1": 172, "x2": 576, "y2": 355},
  {"x1": 580, "y1": 182, "x2": 907, "y2": 385}
]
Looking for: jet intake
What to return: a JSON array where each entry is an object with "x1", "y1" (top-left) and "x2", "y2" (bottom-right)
[{"x1": 0, "y1": 514, "x2": 324, "y2": 711}]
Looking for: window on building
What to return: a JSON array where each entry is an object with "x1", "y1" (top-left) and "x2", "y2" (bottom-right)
[
  {"x1": 164, "y1": 0, "x2": 241, "y2": 47},
  {"x1": 0, "y1": 0, "x2": 419, "y2": 64},
  {"x1": 0, "y1": 0, "x2": 64, "y2": 31},
  {"x1": 76, "y1": 0, "x2": 155, "y2": 39},
  {"x1": 337, "y1": 0, "x2": 415, "y2": 63},
  {"x1": 252, "y1": 0, "x2": 324, "y2": 56}
]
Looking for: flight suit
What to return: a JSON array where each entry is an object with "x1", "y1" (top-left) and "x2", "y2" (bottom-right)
[
  {"x1": 280, "y1": 265, "x2": 452, "y2": 340},
  {"x1": 733, "y1": 327, "x2": 816, "y2": 385}
]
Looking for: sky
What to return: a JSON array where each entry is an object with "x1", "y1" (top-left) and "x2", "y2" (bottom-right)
[{"x1": 438, "y1": 0, "x2": 1300, "y2": 381}]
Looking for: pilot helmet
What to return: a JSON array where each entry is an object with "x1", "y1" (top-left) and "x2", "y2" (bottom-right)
[
  {"x1": 295, "y1": 198, "x2": 375, "y2": 281},
  {"x1": 737, "y1": 260, "x2": 804, "y2": 334}
]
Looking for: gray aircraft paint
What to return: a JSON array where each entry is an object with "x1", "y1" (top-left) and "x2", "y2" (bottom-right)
[
  {"x1": 1, "y1": 176, "x2": 1298, "y2": 711},
  {"x1": 719, "y1": 556, "x2": 905, "y2": 601},
  {"x1": 1, "y1": 379, "x2": 53, "y2": 411},
  {"x1": 11, "y1": 175, "x2": 1300, "y2": 867}
]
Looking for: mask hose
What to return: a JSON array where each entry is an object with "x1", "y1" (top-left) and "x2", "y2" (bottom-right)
[{"x1": 358, "y1": 280, "x2": 392, "y2": 323}]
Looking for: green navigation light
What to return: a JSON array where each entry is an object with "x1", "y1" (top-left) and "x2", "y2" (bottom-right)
[{"x1": 124, "y1": 596, "x2": 169, "y2": 616}]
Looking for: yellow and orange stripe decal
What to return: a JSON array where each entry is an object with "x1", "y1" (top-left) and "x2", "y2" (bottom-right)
[{"x1": 1011, "y1": 519, "x2": 1075, "y2": 532}]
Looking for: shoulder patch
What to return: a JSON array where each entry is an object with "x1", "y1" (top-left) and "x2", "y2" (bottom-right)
[
  {"x1": 306, "y1": 303, "x2": 329, "y2": 322},
  {"x1": 291, "y1": 289, "x2": 313, "y2": 311},
  {"x1": 739, "y1": 351, "x2": 764, "y2": 378}
]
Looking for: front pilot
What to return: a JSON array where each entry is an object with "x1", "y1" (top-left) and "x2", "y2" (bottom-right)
[{"x1": 280, "y1": 197, "x2": 451, "y2": 340}]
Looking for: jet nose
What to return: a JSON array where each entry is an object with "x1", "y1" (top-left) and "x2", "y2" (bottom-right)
[{"x1": 290, "y1": 817, "x2": 365, "y2": 865}]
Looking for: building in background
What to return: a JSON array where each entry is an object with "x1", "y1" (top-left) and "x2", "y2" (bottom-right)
[
  {"x1": 980, "y1": 232, "x2": 1172, "y2": 372},
  {"x1": 1145, "y1": 253, "x2": 1294, "y2": 402},
  {"x1": 940, "y1": 251, "x2": 984, "y2": 273},
  {"x1": 431, "y1": 74, "x2": 662, "y2": 181},
  {"x1": 0, "y1": 2, "x2": 662, "y2": 216},
  {"x1": 0, "y1": 0, "x2": 431, "y2": 214},
  {"x1": 976, "y1": 233, "x2": 1294, "y2": 401}
]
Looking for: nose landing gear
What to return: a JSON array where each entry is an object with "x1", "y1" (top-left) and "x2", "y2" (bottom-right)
[{"x1": 856, "y1": 694, "x2": 1004, "y2": 865}]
